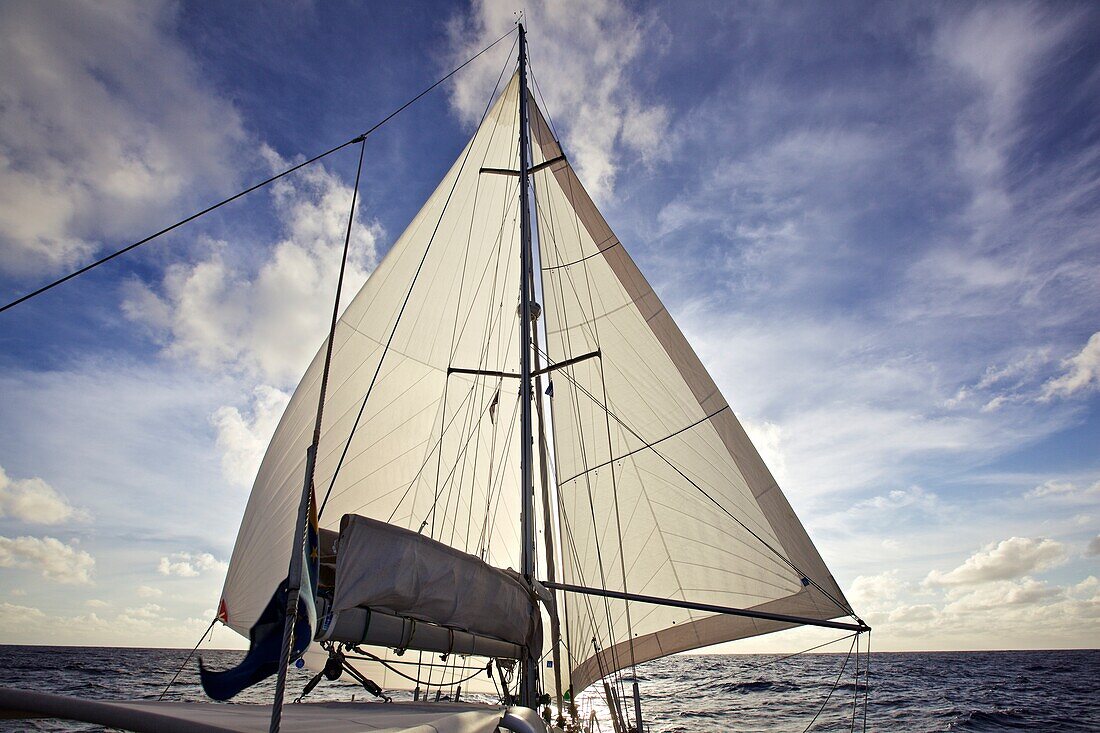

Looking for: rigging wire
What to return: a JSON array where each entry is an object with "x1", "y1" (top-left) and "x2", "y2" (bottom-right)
[
  {"x1": 316, "y1": 41, "x2": 517, "y2": 519},
  {"x1": 157, "y1": 617, "x2": 216, "y2": 700},
  {"x1": 347, "y1": 647, "x2": 489, "y2": 689},
  {"x1": 802, "y1": 634, "x2": 857, "y2": 733},
  {"x1": 861, "y1": 630, "x2": 871, "y2": 732},
  {"x1": 850, "y1": 633, "x2": 860, "y2": 732},
  {"x1": 535, "y1": 333, "x2": 857, "y2": 622},
  {"x1": 0, "y1": 27, "x2": 517, "y2": 316},
  {"x1": 739, "y1": 632, "x2": 859, "y2": 674}
]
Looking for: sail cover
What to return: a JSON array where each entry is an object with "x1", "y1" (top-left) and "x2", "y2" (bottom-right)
[
  {"x1": 526, "y1": 100, "x2": 853, "y2": 692},
  {"x1": 219, "y1": 73, "x2": 534, "y2": 692},
  {"x1": 333, "y1": 514, "x2": 540, "y2": 649}
]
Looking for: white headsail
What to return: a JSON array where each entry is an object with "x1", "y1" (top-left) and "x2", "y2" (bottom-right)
[{"x1": 526, "y1": 101, "x2": 853, "y2": 692}]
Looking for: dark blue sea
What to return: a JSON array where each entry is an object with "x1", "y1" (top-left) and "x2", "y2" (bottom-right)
[{"x1": 0, "y1": 646, "x2": 1096, "y2": 732}]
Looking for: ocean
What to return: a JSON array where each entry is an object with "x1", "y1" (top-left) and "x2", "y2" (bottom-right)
[{"x1": 0, "y1": 646, "x2": 1096, "y2": 732}]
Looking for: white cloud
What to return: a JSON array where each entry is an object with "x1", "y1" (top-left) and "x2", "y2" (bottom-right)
[
  {"x1": 118, "y1": 603, "x2": 164, "y2": 622},
  {"x1": 740, "y1": 418, "x2": 786, "y2": 487},
  {"x1": 211, "y1": 385, "x2": 290, "y2": 488},
  {"x1": 85, "y1": 599, "x2": 110, "y2": 608},
  {"x1": 1087, "y1": 536, "x2": 1100, "y2": 558},
  {"x1": 0, "y1": 535, "x2": 95, "y2": 584},
  {"x1": 0, "y1": 0, "x2": 246, "y2": 276},
  {"x1": 847, "y1": 570, "x2": 904, "y2": 612},
  {"x1": 0, "y1": 599, "x2": 240, "y2": 649},
  {"x1": 124, "y1": 148, "x2": 381, "y2": 386},
  {"x1": 943, "y1": 578, "x2": 1062, "y2": 613},
  {"x1": 446, "y1": 0, "x2": 669, "y2": 201},
  {"x1": 1025, "y1": 479, "x2": 1100, "y2": 501},
  {"x1": 157, "y1": 551, "x2": 227, "y2": 578},
  {"x1": 0, "y1": 465, "x2": 89, "y2": 524},
  {"x1": 852, "y1": 486, "x2": 938, "y2": 513},
  {"x1": 935, "y1": 4, "x2": 1076, "y2": 230},
  {"x1": 925, "y1": 537, "x2": 1066, "y2": 586},
  {"x1": 1041, "y1": 332, "x2": 1100, "y2": 401},
  {"x1": 136, "y1": 585, "x2": 164, "y2": 598}
]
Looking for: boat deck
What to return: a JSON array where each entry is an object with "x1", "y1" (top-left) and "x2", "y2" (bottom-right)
[{"x1": 0, "y1": 687, "x2": 547, "y2": 732}]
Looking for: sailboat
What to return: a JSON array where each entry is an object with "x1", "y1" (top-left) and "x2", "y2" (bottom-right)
[{"x1": 0, "y1": 24, "x2": 868, "y2": 733}]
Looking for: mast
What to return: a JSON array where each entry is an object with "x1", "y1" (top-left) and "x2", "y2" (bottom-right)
[{"x1": 516, "y1": 22, "x2": 540, "y2": 710}]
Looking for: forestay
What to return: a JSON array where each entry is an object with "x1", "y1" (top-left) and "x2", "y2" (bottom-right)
[{"x1": 526, "y1": 98, "x2": 854, "y2": 692}]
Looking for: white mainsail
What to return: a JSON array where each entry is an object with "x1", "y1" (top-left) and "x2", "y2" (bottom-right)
[{"x1": 218, "y1": 67, "x2": 853, "y2": 698}]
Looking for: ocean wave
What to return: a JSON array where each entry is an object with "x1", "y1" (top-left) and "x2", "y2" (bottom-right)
[{"x1": 947, "y1": 706, "x2": 1029, "y2": 730}]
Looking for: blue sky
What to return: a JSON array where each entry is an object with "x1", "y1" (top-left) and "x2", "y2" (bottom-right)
[{"x1": 0, "y1": 0, "x2": 1097, "y2": 652}]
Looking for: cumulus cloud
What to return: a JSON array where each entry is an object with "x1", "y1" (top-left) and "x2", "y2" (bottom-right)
[
  {"x1": 124, "y1": 148, "x2": 381, "y2": 385},
  {"x1": 942, "y1": 578, "x2": 1062, "y2": 613},
  {"x1": 85, "y1": 599, "x2": 110, "y2": 608},
  {"x1": 0, "y1": 535, "x2": 95, "y2": 584},
  {"x1": 925, "y1": 537, "x2": 1066, "y2": 586},
  {"x1": 157, "y1": 551, "x2": 227, "y2": 578},
  {"x1": 136, "y1": 585, "x2": 164, "y2": 598},
  {"x1": 1041, "y1": 332, "x2": 1100, "y2": 401},
  {"x1": 212, "y1": 385, "x2": 290, "y2": 488},
  {"x1": 847, "y1": 570, "x2": 904, "y2": 612},
  {"x1": 446, "y1": 0, "x2": 669, "y2": 201},
  {"x1": 0, "y1": 465, "x2": 88, "y2": 524},
  {"x1": 0, "y1": 0, "x2": 246, "y2": 276}
]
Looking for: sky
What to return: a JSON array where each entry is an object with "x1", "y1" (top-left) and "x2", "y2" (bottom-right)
[{"x1": 0, "y1": 0, "x2": 1097, "y2": 655}]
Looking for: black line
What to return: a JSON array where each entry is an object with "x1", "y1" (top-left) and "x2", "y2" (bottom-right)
[
  {"x1": 0, "y1": 27, "x2": 517, "y2": 315},
  {"x1": 543, "y1": 581, "x2": 869, "y2": 633},
  {"x1": 557, "y1": 406, "x2": 730, "y2": 486}
]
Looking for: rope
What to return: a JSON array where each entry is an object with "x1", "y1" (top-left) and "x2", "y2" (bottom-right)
[
  {"x1": 802, "y1": 634, "x2": 857, "y2": 732},
  {"x1": 157, "y1": 617, "x2": 216, "y2": 700},
  {"x1": 0, "y1": 27, "x2": 517, "y2": 316},
  {"x1": 348, "y1": 647, "x2": 489, "y2": 688},
  {"x1": 738, "y1": 632, "x2": 858, "y2": 674},
  {"x1": 862, "y1": 630, "x2": 871, "y2": 732}
]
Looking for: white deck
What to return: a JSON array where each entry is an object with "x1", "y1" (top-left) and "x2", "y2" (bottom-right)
[{"x1": 0, "y1": 687, "x2": 548, "y2": 733}]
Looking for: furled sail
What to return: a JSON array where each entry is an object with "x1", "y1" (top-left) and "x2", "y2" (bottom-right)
[
  {"x1": 332, "y1": 514, "x2": 540, "y2": 650},
  {"x1": 526, "y1": 100, "x2": 854, "y2": 693},
  {"x1": 218, "y1": 73, "x2": 537, "y2": 692}
]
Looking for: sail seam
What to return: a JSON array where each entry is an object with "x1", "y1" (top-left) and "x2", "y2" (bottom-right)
[{"x1": 556, "y1": 406, "x2": 730, "y2": 486}]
